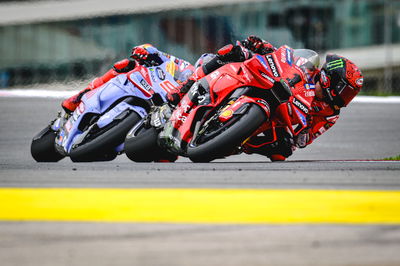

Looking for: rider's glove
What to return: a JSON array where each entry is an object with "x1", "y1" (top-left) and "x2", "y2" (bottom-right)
[
  {"x1": 216, "y1": 43, "x2": 250, "y2": 62},
  {"x1": 131, "y1": 46, "x2": 150, "y2": 65},
  {"x1": 295, "y1": 129, "x2": 310, "y2": 148},
  {"x1": 166, "y1": 92, "x2": 181, "y2": 107},
  {"x1": 243, "y1": 35, "x2": 275, "y2": 55},
  {"x1": 113, "y1": 58, "x2": 136, "y2": 73},
  {"x1": 166, "y1": 79, "x2": 195, "y2": 106}
]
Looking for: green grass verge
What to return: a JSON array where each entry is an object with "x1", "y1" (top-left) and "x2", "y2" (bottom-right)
[{"x1": 383, "y1": 155, "x2": 400, "y2": 161}]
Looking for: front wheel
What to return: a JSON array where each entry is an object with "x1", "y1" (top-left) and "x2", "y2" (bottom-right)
[
  {"x1": 69, "y1": 111, "x2": 142, "y2": 162},
  {"x1": 31, "y1": 126, "x2": 65, "y2": 162},
  {"x1": 187, "y1": 104, "x2": 267, "y2": 162},
  {"x1": 125, "y1": 124, "x2": 177, "y2": 162}
]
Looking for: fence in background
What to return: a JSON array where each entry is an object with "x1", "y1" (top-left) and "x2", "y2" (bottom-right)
[{"x1": 0, "y1": 0, "x2": 399, "y2": 93}]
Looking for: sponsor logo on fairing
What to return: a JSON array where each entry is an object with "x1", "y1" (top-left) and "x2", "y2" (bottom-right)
[
  {"x1": 256, "y1": 55, "x2": 269, "y2": 72},
  {"x1": 287, "y1": 102, "x2": 293, "y2": 116},
  {"x1": 259, "y1": 71, "x2": 275, "y2": 84},
  {"x1": 295, "y1": 109, "x2": 307, "y2": 125},
  {"x1": 280, "y1": 49, "x2": 286, "y2": 64},
  {"x1": 266, "y1": 54, "x2": 280, "y2": 77},
  {"x1": 149, "y1": 69, "x2": 157, "y2": 82},
  {"x1": 326, "y1": 115, "x2": 339, "y2": 123},
  {"x1": 292, "y1": 97, "x2": 309, "y2": 114},
  {"x1": 256, "y1": 99, "x2": 270, "y2": 113},
  {"x1": 156, "y1": 67, "x2": 166, "y2": 80},
  {"x1": 304, "y1": 83, "x2": 315, "y2": 90},
  {"x1": 286, "y1": 48, "x2": 293, "y2": 65},
  {"x1": 305, "y1": 90, "x2": 315, "y2": 97},
  {"x1": 140, "y1": 79, "x2": 152, "y2": 92},
  {"x1": 280, "y1": 48, "x2": 293, "y2": 65}
]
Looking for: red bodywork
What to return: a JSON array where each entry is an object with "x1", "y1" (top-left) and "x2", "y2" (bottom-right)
[{"x1": 167, "y1": 46, "x2": 316, "y2": 153}]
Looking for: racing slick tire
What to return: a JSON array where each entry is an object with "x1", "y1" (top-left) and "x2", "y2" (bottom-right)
[
  {"x1": 187, "y1": 104, "x2": 267, "y2": 162},
  {"x1": 69, "y1": 110, "x2": 141, "y2": 162},
  {"x1": 125, "y1": 126, "x2": 177, "y2": 162},
  {"x1": 31, "y1": 126, "x2": 65, "y2": 162}
]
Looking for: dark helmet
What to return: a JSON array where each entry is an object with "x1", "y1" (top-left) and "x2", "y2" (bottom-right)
[{"x1": 317, "y1": 54, "x2": 363, "y2": 108}]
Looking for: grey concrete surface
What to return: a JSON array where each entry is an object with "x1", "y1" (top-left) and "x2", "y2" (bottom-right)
[
  {"x1": 0, "y1": 97, "x2": 400, "y2": 266},
  {"x1": 1, "y1": 223, "x2": 400, "y2": 266}
]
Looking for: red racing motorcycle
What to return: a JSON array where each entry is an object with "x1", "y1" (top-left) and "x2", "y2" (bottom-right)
[{"x1": 125, "y1": 45, "x2": 318, "y2": 162}]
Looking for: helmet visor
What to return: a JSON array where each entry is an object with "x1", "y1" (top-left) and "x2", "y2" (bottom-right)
[
  {"x1": 338, "y1": 83, "x2": 358, "y2": 106},
  {"x1": 333, "y1": 78, "x2": 358, "y2": 107}
]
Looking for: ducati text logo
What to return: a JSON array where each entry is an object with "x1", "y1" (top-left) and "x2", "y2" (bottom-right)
[
  {"x1": 256, "y1": 99, "x2": 270, "y2": 113},
  {"x1": 292, "y1": 97, "x2": 309, "y2": 114},
  {"x1": 259, "y1": 71, "x2": 275, "y2": 84},
  {"x1": 266, "y1": 54, "x2": 280, "y2": 77}
]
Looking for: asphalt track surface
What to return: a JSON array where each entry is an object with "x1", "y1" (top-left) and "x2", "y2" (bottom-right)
[{"x1": 1, "y1": 96, "x2": 400, "y2": 266}]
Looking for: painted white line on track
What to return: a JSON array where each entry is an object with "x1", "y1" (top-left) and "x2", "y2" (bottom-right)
[
  {"x1": 1, "y1": 89, "x2": 400, "y2": 103},
  {"x1": 0, "y1": 89, "x2": 78, "y2": 98},
  {"x1": 354, "y1": 96, "x2": 400, "y2": 103},
  {"x1": 296, "y1": 160, "x2": 400, "y2": 163}
]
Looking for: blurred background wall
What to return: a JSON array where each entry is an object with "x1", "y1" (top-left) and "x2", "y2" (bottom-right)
[{"x1": 0, "y1": 0, "x2": 399, "y2": 94}]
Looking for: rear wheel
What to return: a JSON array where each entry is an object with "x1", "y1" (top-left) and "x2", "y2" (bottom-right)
[
  {"x1": 69, "y1": 111, "x2": 141, "y2": 162},
  {"x1": 31, "y1": 126, "x2": 65, "y2": 162},
  {"x1": 187, "y1": 104, "x2": 267, "y2": 162}
]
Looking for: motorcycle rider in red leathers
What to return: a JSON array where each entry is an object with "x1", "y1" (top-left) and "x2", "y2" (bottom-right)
[
  {"x1": 167, "y1": 35, "x2": 364, "y2": 161},
  {"x1": 61, "y1": 44, "x2": 194, "y2": 113}
]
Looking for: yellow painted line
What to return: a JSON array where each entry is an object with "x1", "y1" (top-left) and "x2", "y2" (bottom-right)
[{"x1": 0, "y1": 188, "x2": 400, "y2": 224}]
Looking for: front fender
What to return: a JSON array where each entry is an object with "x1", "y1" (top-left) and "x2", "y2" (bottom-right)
[{"x1": 218, "y1": 95, "x2": 271, "y2": 123}]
